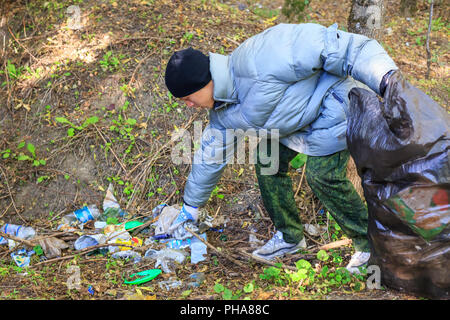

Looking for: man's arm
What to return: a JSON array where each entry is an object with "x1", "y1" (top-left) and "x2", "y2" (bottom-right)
[
  {"x1": 183, "y1": 122, "x2": 236, "y2": 208},
  {"x1": 318, "y1": 23, "x2": 398, "y2": 95}
]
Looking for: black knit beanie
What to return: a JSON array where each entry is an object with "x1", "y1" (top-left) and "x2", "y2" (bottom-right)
[{"x1": 165, "y1": 47, "x2": 212, "y2": 98}]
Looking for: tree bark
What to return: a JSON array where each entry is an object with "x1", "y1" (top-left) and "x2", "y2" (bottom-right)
[
  {"x1": 348, "y1": 0, "x2": 384, "y2": 41},
  {"x1": 346, "y1": 0, "x2": 386, "y2": 199}
]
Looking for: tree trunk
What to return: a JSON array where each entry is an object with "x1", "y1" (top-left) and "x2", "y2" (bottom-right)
[
  {"x1": 346, "y1": 0, "x2": 386, "y2": 199},
  {"x1": 348, "y1": 0, "x2": 384, "y2": 40}
]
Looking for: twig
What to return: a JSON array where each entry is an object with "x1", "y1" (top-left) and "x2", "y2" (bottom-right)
[
  {"x1": 318, "y1": 238, "x2": 352, "y2": 251},
  {"x1": 8, "y1": 27, "x2": 37, "y2": 61},
  {"x1": 0, "y1": 165, "x2": 26, "y2": 223},
  {"x1": 294, "y1": 163, "x2": 307, "y2": 198},
  {"x1": 126, "y1": 111, "x2": 201, "y2": 209},
  {"x1": 185, "y1": 226, "x2": 248, "y2": 269},
  {"x1": 0, "y1": 231, "x2": 34, "y2": 247},
  {"x1": 93, "y1": 123, "x2": 127, "y2": 173},
  {"x1": 426, "y1": 0, "x2": 434, "y2": 79},
  {"x1": 237, "y1": 248, "x2": 297, "y2": 272},
  {"x1": 32, "y1": 242, "x2": 134, "y2": 267}
]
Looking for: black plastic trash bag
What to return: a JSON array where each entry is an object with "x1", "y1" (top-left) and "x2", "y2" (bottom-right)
[{"x1": 346, "y1": 72, "x2": 450, "y2": 299}]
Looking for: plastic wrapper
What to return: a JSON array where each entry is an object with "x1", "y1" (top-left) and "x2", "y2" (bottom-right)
[{"x1": 347, "y1": 72, "x2": 449, "y2": 299}]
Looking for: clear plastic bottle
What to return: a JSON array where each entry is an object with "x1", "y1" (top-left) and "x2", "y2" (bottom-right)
[
  {"x1": 62, "y1": 205, "x2": 101, "y2": 225},
  {"x1": 190, "y1": 236, "x2": 207, "y2": 264},
  {"x1": 0, "y1": 224, "x2": 36, "y2": 244}
]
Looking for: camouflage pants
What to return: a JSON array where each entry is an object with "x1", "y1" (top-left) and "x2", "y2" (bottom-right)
[{"x1": 255, "y1": 141, "x2": 369, "y2": 252}]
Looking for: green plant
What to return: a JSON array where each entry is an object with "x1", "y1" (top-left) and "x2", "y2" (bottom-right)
[
  {"x1": 8, "y1": 141, "x2": 47, "y2": 167},
  {"x1": 213, "y1": 281, "x2": 243, "y2": 300},
  {"x1": 120, "y1": 84, "x2": 136, "y2": 97},
  {"x1": 6, "y1": 60, "x2": 24, "y2": 80},
  {"x1": 282, "y1": 0, "x2": 310, "y2": 23},
  {"x1": 209, "y1": 185, "x2": 224, "y2": 201},
  {"x1": 99, "y1": 51, "x2": 121, "y2": 72},
  {"x1": 164, "y1": 92, "x2": 179, "y2": 113},
  {"x1": 55, "y1": 115, "x2": 99, "y2": 137}
]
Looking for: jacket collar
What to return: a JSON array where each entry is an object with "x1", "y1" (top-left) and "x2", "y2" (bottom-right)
[{"x1": 209, "y1": 52, "x2": 238, "y2": 110}]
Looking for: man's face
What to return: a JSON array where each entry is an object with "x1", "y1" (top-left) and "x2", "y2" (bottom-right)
[{"x1": 180, "y1": 80, "x2": 214, "y2": 109}]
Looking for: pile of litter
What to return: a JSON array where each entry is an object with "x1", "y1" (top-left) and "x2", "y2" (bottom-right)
[{"x1": 0, "y1": 184, "x2": 222, "y2": 287}]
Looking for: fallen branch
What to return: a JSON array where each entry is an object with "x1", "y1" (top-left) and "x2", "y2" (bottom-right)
[
  {"x1": 318, "y1": 238, "x2": 352, "y2": 251},
  {"x1": 237, "y1": 248, "x2": 297, "y2": 272},
  {"x1": 294, "y1": 163, "x2": 307, "y2": 198},
  {"x1": 93, "y1": 124, "x2": 128, "y2": 174},
  {"x1": 32, "y1": 242, "x2": 134, "y2": 267},
  {"x1": 0, "y1": 231, "x2": 35, "y2": 247},
  {"x1": 185, "y1": 226, "x2": 248, "y2": 270},
  {"x1": 426, "y1": 0, "x2": 434, "y2": 79}
]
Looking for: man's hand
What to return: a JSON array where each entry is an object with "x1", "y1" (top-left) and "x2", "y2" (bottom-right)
[
  {"x1": 167, "y1": 202, "x2": 199, "y2": 238},
  {"x1": 379, "y1": 70, "x2": 397, "y2": 97}
]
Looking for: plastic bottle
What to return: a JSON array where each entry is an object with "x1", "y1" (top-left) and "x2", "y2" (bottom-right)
[
  {"x1": 0, "y1": 224, "x2": 36, "y2": 244},
  {"x1": 187, "y1": 233, "x2": 207, "y2": 264},
  {"x1": 62, "y1": 205, "x2": 101, "y2": 226},
  {"x1": 187, "y1": 272, "x2": 206, "y2": 288},
  {"x1": 144, "y1": 248, "x2": 187, "y2": 273},
  {"x1": 111, "y1": 250, "x2": 142, "y2": 263},
  {"x1": 158, "y1": 278, "x2": 183, "y2": 291},
  {"x1": 190, "y1": 235, "x2": 207, "y2": 264},
  {"x1": 74, "y1": 234, "x2": 106, "y2": 250}
]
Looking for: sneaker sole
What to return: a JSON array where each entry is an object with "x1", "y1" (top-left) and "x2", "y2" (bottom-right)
[{"x1": 252, "y1": 242, "x2": 306, "y2": 261}]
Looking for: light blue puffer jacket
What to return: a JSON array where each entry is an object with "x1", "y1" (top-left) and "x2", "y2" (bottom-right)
[{"x1": 183, "y1": 23, "x2": 398, "y2": 207}]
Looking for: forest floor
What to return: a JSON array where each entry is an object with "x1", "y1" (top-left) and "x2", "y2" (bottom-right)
[{"x1": 0, "y1": 0, "x2": 448, "y2": 301}]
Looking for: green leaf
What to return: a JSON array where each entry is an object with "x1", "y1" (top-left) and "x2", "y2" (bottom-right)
[
  {"x1": 32, "y1": 160, "x2": 40, "y2": 167},
  {"x1": 243, "y1": 282, "x2": 254, "y2": 293},
  {"x1": 181, "y1": 290, "x2": 191, "y2": 298},
  {"x1": 17, "y1": 154, "x2": 31, "y2": 161},
  {"x1": 55, "y1": 117, "x2": 71, "y2": 124},
  {"x1": 295, "y1": 259, "x2": 312, "y2": 270},
  {"x1": 290, "y1": 153, "x2": 307, "y2": 169},
  {"x1": 317, "y1": 249, "x2": 329, "y2": 262},
  {"x1": 222, "y1": 288, "x2": 233, "y2": 300},
  {"x1": 67, "y1": 128, "x2": 75, "y2": 137},
  {"x1": 39, "y1": 159, "x2": 46, "y2": 165},
  {"x1": 214, "y1": 283, "x2": 224, "y2": 293},
  {"x1": 126, "y1": 118, "x2": 137, "y2": 126},
  {"x1": 27, "y1": 143, "x2": 36, "y2": 158},
  {"x1": 17, "y1": 141, "x2": 25, "y2": 149},
  {"x1": 82, "y1": 116, "x2": 99, "y2": 127},
  {"x1": 37, "y1": 175, "x2": 49, "y2": 183}
]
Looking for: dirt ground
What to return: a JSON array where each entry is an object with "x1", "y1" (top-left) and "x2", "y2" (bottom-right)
[{"x1": 0, "y1": 0, "x2": 447, "y2": 301}]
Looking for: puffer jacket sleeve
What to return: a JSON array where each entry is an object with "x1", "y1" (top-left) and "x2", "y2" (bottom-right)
[
  {"x1": 289, "y1": 23, "x2": 398, "y2": 95},
  {"x1": 183, "y1": 118, "x2": 236, "y2": 207}
]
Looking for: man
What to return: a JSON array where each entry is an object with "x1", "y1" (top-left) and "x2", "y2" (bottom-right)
[{"x1": 164, "y1": 23, "x2": 398, "y2": 273}]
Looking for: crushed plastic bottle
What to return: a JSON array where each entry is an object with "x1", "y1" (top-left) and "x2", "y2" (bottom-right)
[
  {"x1": 190, "y1": 234, "x2": 207, "y2": 264},
  {"x1": 158, "y1": 277, "x2": 183, "y2": 291},
  {"x1": 0, "y1": 224, "x2": 36, "y2": 245},
  {"x1": 187, "y1": 272, "x2": 206, "y2": 288},
  {"x1": 144, "y1": 248, "x2": 187, "y2": 273},
  {"x1": 11, "y1": 249, "x2": 35, "y2": 267},
  {"x1": 74, "y1": 234, "x2": 106, "y2": 250},
  {"x1": 111, "y1": 250, "x2": 141, "y2": 263},
  {"x1": 160, "y1": 237, "x2": 192, "y2": 250},
  {"x1": 101, "y1": 184, "x2": 126, "y2": 223},
  {"x1": 62, "y1": 205, "x2": 101, "y2": 226}
]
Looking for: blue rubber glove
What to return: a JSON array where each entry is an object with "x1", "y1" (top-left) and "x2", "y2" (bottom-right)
[{"x1": 167, "y1": 202, "x2": 199, "y2": 235}]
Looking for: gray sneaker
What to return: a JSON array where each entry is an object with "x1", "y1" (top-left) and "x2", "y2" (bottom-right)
[
  {"x1": 252, "y1": 231, "x2": 307, "y2": 260},
  {"x1": 345, "y1": 251, "x2": 371, "y2": 274}
]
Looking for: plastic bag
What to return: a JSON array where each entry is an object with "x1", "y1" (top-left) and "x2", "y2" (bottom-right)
[{"x1": 346, "y1": 72, "x2": 450, "y2": 299}]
